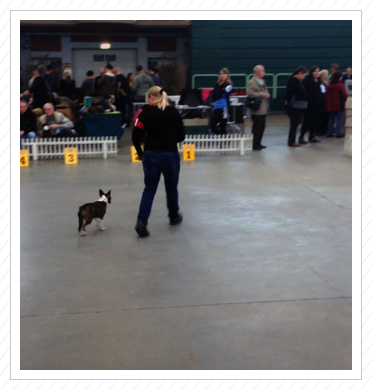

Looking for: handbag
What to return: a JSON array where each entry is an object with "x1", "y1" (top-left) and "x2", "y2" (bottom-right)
[{"x1": 246, "y1": 97, "x2": 262, "y2": 111}]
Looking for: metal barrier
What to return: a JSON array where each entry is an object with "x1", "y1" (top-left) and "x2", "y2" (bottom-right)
[
  {"x1": 192, "y1": 72, "x2": 290, "y2": 99},
  {"x1": 21, "y1": 137, "x2": 118, "y2": 160},
  {"x1": 178, "y1": 134, "x2": 253, "y2": 155}
]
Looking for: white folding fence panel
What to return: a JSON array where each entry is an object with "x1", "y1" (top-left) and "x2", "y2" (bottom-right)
[
  {"x1": 178, "y1": 134, "x2": 253, "y2": 155},
  {"x1": 22, "y1": 137, "x2": 118, "y2": 160}
]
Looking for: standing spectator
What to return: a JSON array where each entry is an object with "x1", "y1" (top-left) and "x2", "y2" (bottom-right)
[
  {"x1": 94, "y1": 67, "x2": 105, "y2": 92},
  {"x1": 22, "y1": 65, "x2": 50, "y2": 109},
  {"x1": 317, "y1": 69, "x2": 329, "y2": 136},
  {"x1": 330, "y1": 63, "x2": 340, "y2": 77},
  {"x1": 114, "y1": 67, "x2": 127, "y2": 125},
  {"x1": 326, "y1": 71, "x2": 348, "y2": 138},
  {"x1": 45, "y1": 64, "x2": 59, "y2": 97},
  {"x1": 97, "y1": 63, "x2": 117, "y2": 100},
  {"x1": 124, "y1": 72, "x2": 135, "y2": 125},
  {"x1": 132, "y1": 65, "x2": 154, "y2": 102},
  {"x1": 210, "y1": 68, "x2": 233, "y2": 136},
  {"x1": 132, "y1": 86, "x2": 185, "y2": 237},
  {"x1": 80, "y1": 70, "x2": 95, "y2": 102},
  {"x1": 246, "y1": 65, "x2": 271, "y2": 150},
  {"x1": 342, "y1": 67, "x2": 352, "y2": 83},
  {"x1": 59, "y1": 69, "x2": 76, "y2": 101},
  {"x1": 20, "y1": 99, "x2": 37, "y2": 148},
  {"x1": 28, "y1": 70, "x2": 38, "y2": 89},
  {"x1": 285, "y1": 66, "x2": 308, "y2": 147},
  {"x1": 147, "y1": 66, "x2": 162, "y2": 86},
  {"x1": 298, "y1": 66, "x2": 323, "y2": 144},
  {"x1": 20, "y1": 67, "x2": 25, "y2": 94},
  {"x1": 39, "y1": 103, "x2": 76, "y2": 138}
]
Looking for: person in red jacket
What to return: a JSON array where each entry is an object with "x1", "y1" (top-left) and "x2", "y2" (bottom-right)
[{"x1": 326, "y1": 71, "x2": 348, "y2": 138}]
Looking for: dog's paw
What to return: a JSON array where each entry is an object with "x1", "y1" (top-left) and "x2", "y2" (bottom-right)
[
  {"x1": 80, "y1": 231, "x2": 87, "y2": 236},
  {"x1": 100, "y1": 226, "x2": 106, "y2": 231}
]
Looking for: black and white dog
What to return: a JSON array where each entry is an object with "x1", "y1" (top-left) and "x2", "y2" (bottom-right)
[{"x1": 78, "y1": 189, "x2": 111, "y2": 236}]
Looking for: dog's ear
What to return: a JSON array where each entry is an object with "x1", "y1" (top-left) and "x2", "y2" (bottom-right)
[
  {"x1": 99, "y1": 189, "x2": 104, "y2": 196},
  {"x1": 106, "y1": 190, "x2": 111, "y2": 196}
]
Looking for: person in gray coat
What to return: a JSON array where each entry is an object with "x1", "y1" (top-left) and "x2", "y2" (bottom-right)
[
  {"x1": 132, "y1": 65, "x2": 154, "y2": 102},
  {"x1": 247, "y1": 65, "x2": 271, "y2": 150}
]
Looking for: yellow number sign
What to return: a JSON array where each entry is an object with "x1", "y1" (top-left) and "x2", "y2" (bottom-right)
[
  {"x1": 131, "y1": 146, "x2": 143, "y2": 163},
  {"x1": 20, "y1": 149, "x2": 29, "y2": 167},
  {"x1": 183, "y1": 144, "x2": 195, "y2": 161},
  {"x1": 65, "y1": 147, "x2": 78, "y2": 164}
]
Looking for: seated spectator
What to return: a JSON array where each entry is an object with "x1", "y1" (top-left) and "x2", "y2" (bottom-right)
[
  {"x1": 20, "y1": 99, "x2": 37, "y2": 148},
  {"x1": 39, "y1": 103, "x2": 76, "y2": 138},
  {"x1": 86, "y1": 91, "x2": 114, "y2": 113}
]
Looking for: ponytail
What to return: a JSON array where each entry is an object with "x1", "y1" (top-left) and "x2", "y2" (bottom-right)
[{"x1": 146, "y1": 86, "x2": 168, "y2": 110}]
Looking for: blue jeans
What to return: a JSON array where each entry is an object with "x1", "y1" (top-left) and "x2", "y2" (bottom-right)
[
  {"x1": 20, "y1": 132, "x2": 36, "y2": 149},
  {"x1": 137, "y1": 150, "x2": 181, "y2": 224},
  {"x1": 327, "y1": 111, "x2": 344, "y2": 136}
]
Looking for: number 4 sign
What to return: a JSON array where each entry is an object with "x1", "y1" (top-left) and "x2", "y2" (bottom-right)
[{"x1": 183, "y1": 144, "x2": 195, "y2": 161}]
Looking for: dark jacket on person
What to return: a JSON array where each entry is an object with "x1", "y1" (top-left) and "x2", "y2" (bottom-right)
[
  {"x1": 285, "y1": 77, "x2": 308, "y2": 108},
  {"x1": 20, "y1": 107, "x2": 37, "y2": 135},
  {"x1": 97, "y1": 73, "x2": 117, "y2": 99},
  {"x1": 211, "y1": 81, "x2": 232, "y2": 111},
  {"x1": 326, "y1": 80, "x2": 348, "y2": 112},
  {"x1": 132, "y1": 104, "x2": 185, "y2": 156},
  {"x1": 80, "y1": 78, "x2": 95, "y2": 101},
  {"x1": 90, "y1": 97, "x2": 113, "y2": 112},
  {"x1": 29, "y1": 76, "x2": 50, "y2": 108},
  {"x1": 59, "y1": 78, "x2": 76, "y2": 100},
  {"x1": 302, "y1": 75, "x2": 326, "y2": 110},
  {"x1": 44, "y1": 73, "x2": 59, "y2": 94}
]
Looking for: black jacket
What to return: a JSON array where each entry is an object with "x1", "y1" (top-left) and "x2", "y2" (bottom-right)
[
  {"x1": 286, "y1": 77, "x2": 308, "y2": 108},
  {"x1": 132, "y1": 104, "x2": 185, "y2": 156},
  {"x1": 29, "y1": 76, "x2": 50, "y2": 108},
  {"x1": 20, "y1": 108, "x2": 37, "y2": 135},
  {"x1": 302, "y1": 75, "x2": 326, "y2": 110}
]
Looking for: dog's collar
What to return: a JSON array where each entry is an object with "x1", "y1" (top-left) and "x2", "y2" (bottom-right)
[{"x1": 98, "y1": 195, "x2": 108, "y2": 203}]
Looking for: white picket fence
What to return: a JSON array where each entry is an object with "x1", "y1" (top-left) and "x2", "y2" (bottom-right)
[
  {"x1": 21, "y1": 137, "x2": 118, "y2": 160},
  {"x1": 178, "y1": 134, "x2": 253, "y2": 155}
]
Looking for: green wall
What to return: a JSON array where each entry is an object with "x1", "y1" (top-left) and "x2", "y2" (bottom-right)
[{"x1": 191, "y1": 20, "x2": 352, "y2": 109}]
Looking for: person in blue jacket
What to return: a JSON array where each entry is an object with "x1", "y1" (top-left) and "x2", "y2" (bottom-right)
[{"x1": 210, "y1": 68, "x2": 233, "y2": 135}]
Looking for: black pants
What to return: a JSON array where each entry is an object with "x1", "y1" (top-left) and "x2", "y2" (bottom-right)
[
  {"x1": 251, "y1": 115, "x2": 266, "y2": 148},
  {"x1": 300, "y1": 108, "x2": 320, "y2": 141},
  {"x1": 317, "y1": 111, "x2": 329, "y2": 135},
  {"x1": 210, "y1": 108, "x2": 227, "y2": 135},
  {"x1": 116, "y1": 95, "x2": 126, "y2": 125},
  {"x1": 287, "y1": 108, "x2": 303, "y2": 145}
]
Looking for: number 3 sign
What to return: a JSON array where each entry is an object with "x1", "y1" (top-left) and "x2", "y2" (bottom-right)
[{"x1": 65, "y1": 147, "x2": 78, "y2": 164}]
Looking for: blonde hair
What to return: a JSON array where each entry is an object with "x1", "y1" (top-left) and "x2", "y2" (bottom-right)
[
  {"x1": 319, "y1": 69, "x2": 329, "y2": 84},
  {"x1": 146, "y1": 86, "x2": 168, "y2": 111},
  {"x1": 218, "y1": 68, "x2": 231, "y2": 85}
]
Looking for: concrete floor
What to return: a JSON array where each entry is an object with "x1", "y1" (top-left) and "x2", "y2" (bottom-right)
[{"x1": 20, "y1": 115, "x2": 352, "y2": 370}]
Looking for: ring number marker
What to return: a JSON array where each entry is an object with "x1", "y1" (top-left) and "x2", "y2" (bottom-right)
[
  {"x1": 65, "y1": 147, "x2": 77, "y2": 164},
  {"x1": 20, "y1": 150, "x2": 29, "y2": 167},
  {"x1": 183, "y1": 144, "x2": 195, "y2": 161},
  {"x1": 131, "y1": 146, "x2": 143, "y2": 162}
]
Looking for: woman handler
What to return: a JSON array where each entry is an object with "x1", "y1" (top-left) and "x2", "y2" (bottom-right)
[{"x1": 132, "y1": 86, "x2": 185, "y2": 237}]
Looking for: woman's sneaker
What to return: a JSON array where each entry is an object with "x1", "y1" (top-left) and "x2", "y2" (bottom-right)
[{"x1": 170, "y1": 213, "x2": 183, "y2": 226}]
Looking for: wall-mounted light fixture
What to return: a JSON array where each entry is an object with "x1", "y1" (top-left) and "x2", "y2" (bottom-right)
[{"x1": 100, "y1": 43, "x2": 111, "y2": 49}]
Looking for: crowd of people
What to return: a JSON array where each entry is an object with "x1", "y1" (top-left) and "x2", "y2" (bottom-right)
[
  {"x1": 19, "y1": 61, "x2": 351, "y2": 237},
  {"x1": 20, "y1": 63, "x2": 162, "y2": 145},
  {"x1": 283, "y1": 63, "x2": 350, "y2": 148},
  {"x1": 20, "y1": 60, "x2": 351, "y2": 151}
]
